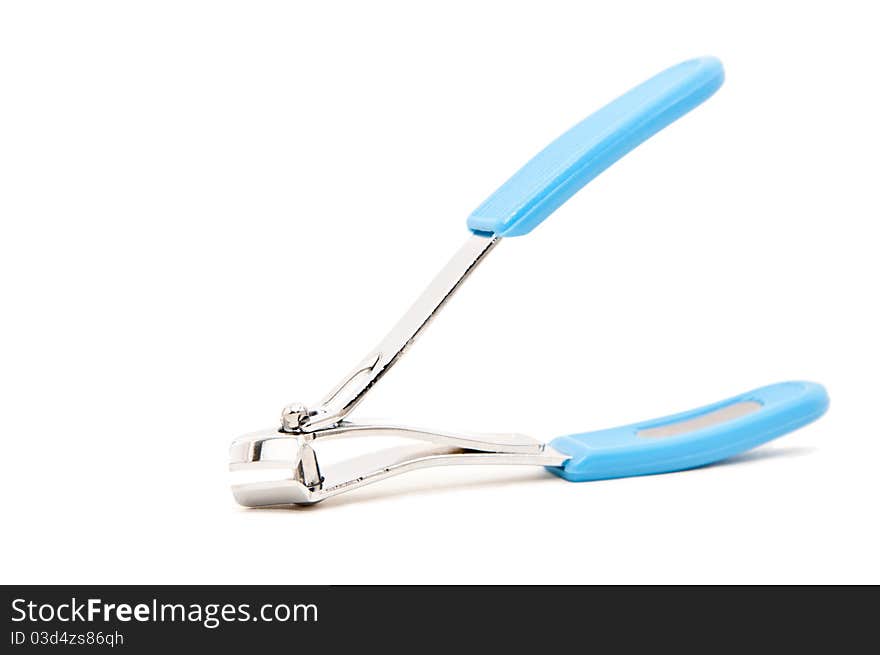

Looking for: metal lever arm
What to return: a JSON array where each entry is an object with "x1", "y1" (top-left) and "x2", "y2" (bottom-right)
[{"x1": 292, "y1": 234, "x2": 500, "y2": 432}]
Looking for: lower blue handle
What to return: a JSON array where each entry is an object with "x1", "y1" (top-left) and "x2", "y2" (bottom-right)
[{"x1": 549, "y1": 381, "x2": 828, "y2": 482}]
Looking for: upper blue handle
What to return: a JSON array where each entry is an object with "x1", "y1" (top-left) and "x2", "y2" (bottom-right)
[
  {"x1": 549, "y1": 381, "x2": 829, "y2": 482},
  {"x1": 467, "y1": 57, "x2": 725, "y2": 237}
]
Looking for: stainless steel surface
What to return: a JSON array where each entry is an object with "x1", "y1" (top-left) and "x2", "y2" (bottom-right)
[
  {"x1": 229, "y1": 231, "x2": 572, "y2": 507},
  {"x1": 230, "y1": 423, "x2": 568, "y2": 506},
  {"x1": 294, "y1": 234, "x2": 500, "y2": 432},
  {"x1": 637, "y1": 400, "x2": 762, "y2": 438}
]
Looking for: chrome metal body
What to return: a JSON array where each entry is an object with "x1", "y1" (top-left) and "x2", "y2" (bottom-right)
[
  {"x1": 229, "y1": 234, "x2": 569, "y2": 507},
  {"x1": 230, "y1": 424, "x2": 567, "y2": 506}
]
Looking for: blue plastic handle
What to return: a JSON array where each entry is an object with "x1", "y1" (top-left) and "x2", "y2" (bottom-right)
[
  {"x1": 467, "y1": 57, "x2": 725, "y2": 237},
  {"x1": 549, "y1": 381, "x2": 828, "y2": 482}
]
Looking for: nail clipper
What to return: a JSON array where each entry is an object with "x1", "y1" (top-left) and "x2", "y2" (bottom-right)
[{"x1": 229, "y1": 57, "x2": 829, "y2": 507}]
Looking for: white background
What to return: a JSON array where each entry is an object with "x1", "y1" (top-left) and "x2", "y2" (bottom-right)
[{"x1": 1, "y1": 1, "x2": 877, "y2": 584}]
